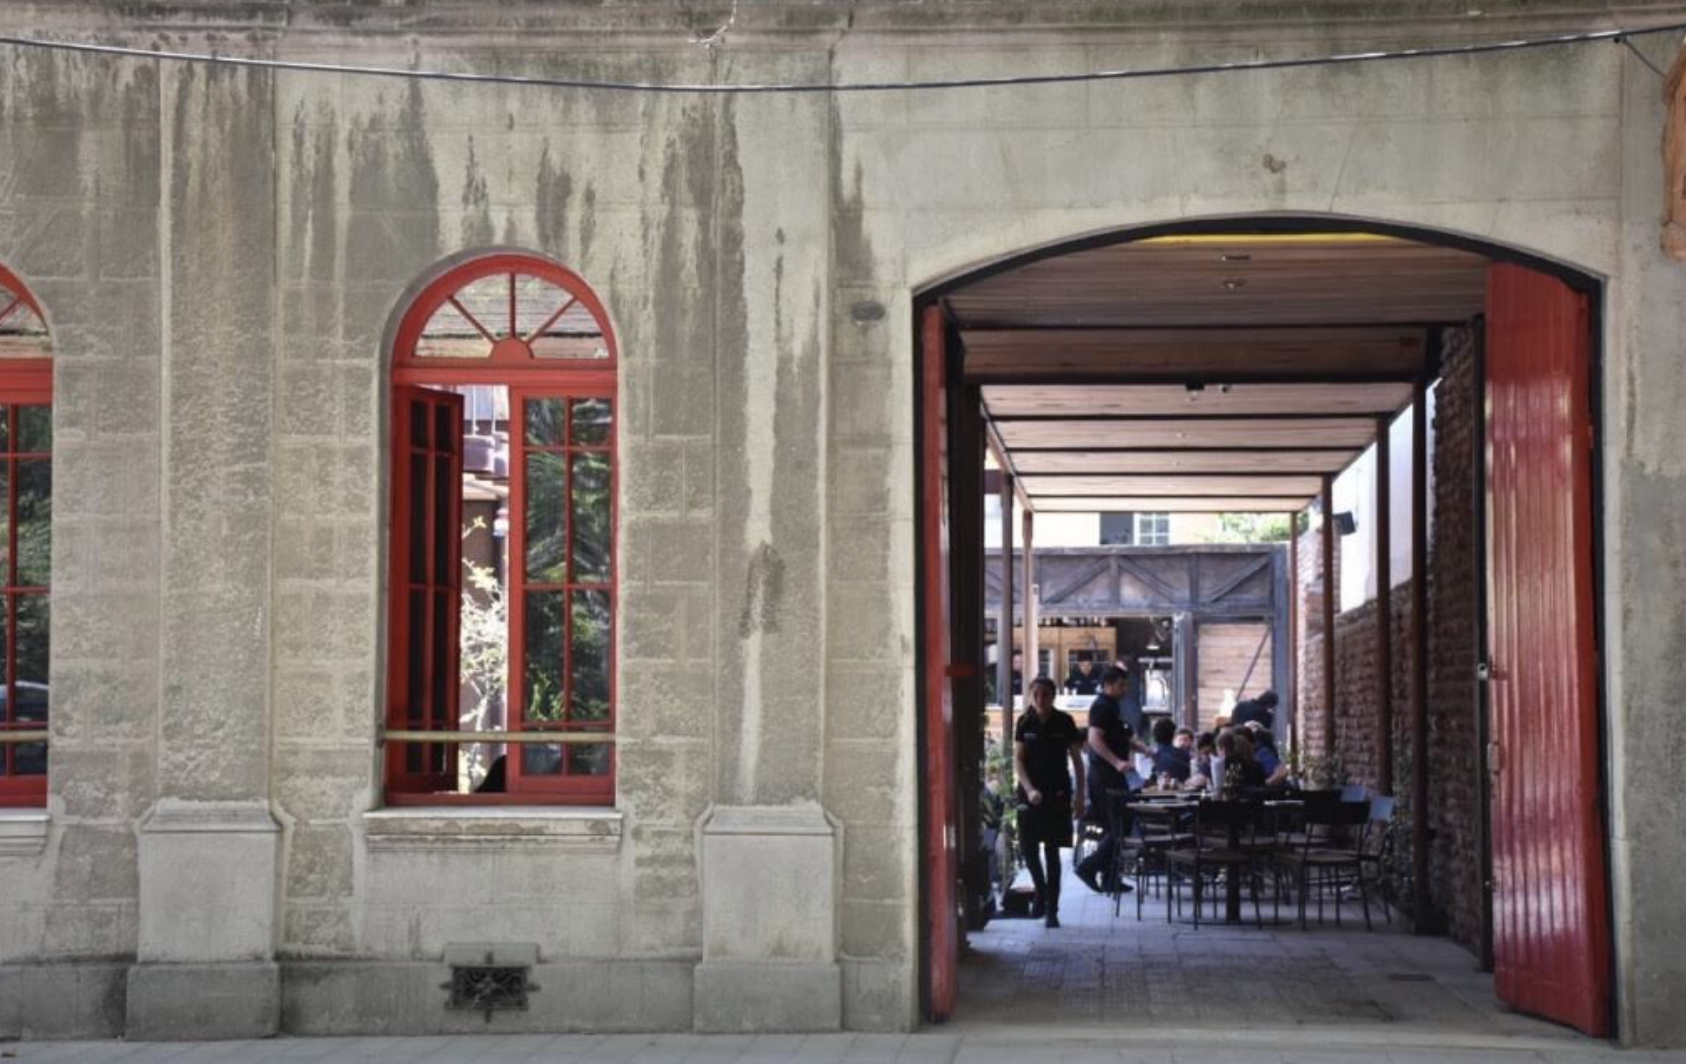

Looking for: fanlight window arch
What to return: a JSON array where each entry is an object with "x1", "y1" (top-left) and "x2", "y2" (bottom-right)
[
  {"x1": 0, "y1": 264, "x2": 53, "y2": 808},
  {"x1": 386, "y1": 254, "x2": 617, "y2": 805}
]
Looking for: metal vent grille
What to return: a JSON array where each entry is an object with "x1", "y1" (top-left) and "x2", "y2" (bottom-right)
[{"x1": 444, "y1": 964, "x2": 536, "y2": 1018}]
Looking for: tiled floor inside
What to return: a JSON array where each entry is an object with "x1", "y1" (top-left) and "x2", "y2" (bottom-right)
[{"x1": 955, "y1": 849, "x2": 1580, "y2": 1045}]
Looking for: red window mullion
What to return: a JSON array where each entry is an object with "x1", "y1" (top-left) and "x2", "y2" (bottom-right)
[
  {"x1": 506, "y1": 395, "x2": 531, "y2": 795},
  {"x1": 6, "y1": 407, "x2": 18, "y2": 783}
]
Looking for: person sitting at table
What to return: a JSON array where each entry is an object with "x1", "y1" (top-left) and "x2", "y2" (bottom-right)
[
  {"x1": 1149, "y1": 718, "x2": 1192, "y2": 784},
  {"x1": 1243, "y1": 722, "x2": 1292, "y2": 788},
  {"x1": 1216, "y1": 728, "x2": 1268, "y2": 795},
  {"x1": 1187, "y1": 730, "x2": 1217, "y2": 790}
]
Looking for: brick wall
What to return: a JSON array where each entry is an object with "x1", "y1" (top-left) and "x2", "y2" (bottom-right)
[
  {"x1": 1293, "y1": 325, "x2": 1481, "y2": 949},
  {"x1": 1426, "y1": 326, "x2": 1482, "y2": 950}
]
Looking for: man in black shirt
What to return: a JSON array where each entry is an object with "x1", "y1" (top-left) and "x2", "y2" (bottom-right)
[
  {"x1": 1075, "y1": 665, "x2": 1151, "y2": 895},
  {"x1": 1013, "y1": 676, "x2": 1086, "y2": 928},
  {"x1": 1230, "y1": 689, "x2": 1279, "y2": 730},
  {"x1": 1064, "y1": 654, "x2": 1101, "y2": 696}
]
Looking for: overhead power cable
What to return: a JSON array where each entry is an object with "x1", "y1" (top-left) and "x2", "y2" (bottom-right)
[{"x1": 0, "y1": 21, "x2": 1682, "y2": 95}]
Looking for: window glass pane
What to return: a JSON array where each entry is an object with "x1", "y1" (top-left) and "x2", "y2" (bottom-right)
[
  {"x1": 14, "y1": 741, "x2": 46, "y2": 776},
  {"x1": 435, "y1": 404, "x2": 456, "y2": 455},
  {"x1": 512, "y1": 274, "x2": 568, "y2": 338},
  {"x1": 570, "y1": 590, "x2": 611, "y2": 722},
  {"x1": 570, "y1": 453, "x2": 611, "y2": 583},
  {"x1": 430, "y1": 589, "x2": 452, "y2": 730},
  {"x1": 523, "y1": 591, "x2": 564, "y2": 723},
  {"x1": 0, "y1": 464, "x2": 10, "y2": 579},
  {"x1": 407, "y1": 455, "x2": 428, "y2": 583},
  {"x1": 414, "y1": 301, "x2": 490, "y2": 360},
  {"x1": 432, "y1": 456, "x2": 453, "y2": 585},
  {"x1": 524, "y1": 452, "x2": 567, "y2": 583},
  {"x1": 0, "y1": 595, "x2": 8, "y2": 723},
  {"x1": 1100, "y1": 512, "x2": 1133, "y2": 546},
  {"x1": 529, "y1": 296, "x2": 607, "y2": 360},
  {"x1": 0, "y1": 295, "x2": 51, "y2": 358},
  {"x1": 0, "y1": 405, "x2": 11, "y2": 451},
  {"x1": 521, "y1": 743, "x2": 564, "y2": 777},
  {"x1": 524, "y1": 398, "x2": 567, "y2": 446},
  {"x1": 570, "y1": 399, "x2": 611, "y2": 446},
  {"x1": 17, "y1": 459, "x2": 50, "y2": 587},
  {"x1": 18, "y1": 406, "x2": 49, "y2": 452},
  {"x1": 16, "y1": 592, "x2": 47, "y2": 700},
  {"x1": 405, "y1": 590, "x2": 426, "y2": 726},
  {"x1": 569, "y1": 743, "x2": 612, "y2": 777},
  {"x1": 410, "y1": 399, "x2": 430, "y2": 447}
]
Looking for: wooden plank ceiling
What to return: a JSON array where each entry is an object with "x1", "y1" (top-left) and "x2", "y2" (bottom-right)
[{"x1": 957, "y1": 234, "x2": 1487, "y2": 513}]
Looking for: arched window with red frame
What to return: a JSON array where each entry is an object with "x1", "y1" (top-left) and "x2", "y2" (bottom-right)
[
  {"x1": 0, "y1": 264, "x2": 53, "y2": 808},
  {"x1": 386, "y1": 254, "x2": 616, "y2": 805}
]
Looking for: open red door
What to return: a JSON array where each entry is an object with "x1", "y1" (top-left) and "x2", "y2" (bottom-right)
[
  {"x1": 920, "y1": 304, "x2": 959, "y2": 1022},
  {"x1": 1485, "y1": 263, "x2": 1611, "y2": 1036}
]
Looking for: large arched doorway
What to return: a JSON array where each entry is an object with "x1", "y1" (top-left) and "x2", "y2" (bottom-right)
[{"x1": 914, "y1": 218, "x2": 1611, "y2": 1039}]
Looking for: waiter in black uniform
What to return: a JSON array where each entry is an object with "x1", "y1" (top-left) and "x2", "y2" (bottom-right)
[
  {"x1": 1013, "y1": 676, "x2": 1086, "y2": 928},
  {"x1": 1076, "y1": 664, "x2": 1152, "y2": 895}
]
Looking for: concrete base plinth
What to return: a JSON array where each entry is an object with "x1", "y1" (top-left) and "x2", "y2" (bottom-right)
[
  {"x1": 125, "y1": 961, "x2": 280, "y2": 1040},
  {"x1": 694, "y1": 805, "x2": 842, "y2": 1032},
  {"x1": 694, "y1": 960, "x2": 842, "y2": 1033}
]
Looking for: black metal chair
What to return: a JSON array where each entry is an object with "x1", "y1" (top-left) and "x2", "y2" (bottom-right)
[
  {"x1": 1122, "y1": 800, "x2": 1195, "y2": 919},
  {"x1": 1164, "y1": 800, "x2": 1266, "y2": 929},
  {"x1": 1355, "y1": 795, "x2": 1396, "y2": 924},
  {"x1": 1275, "y1": 798, "x2": 1374, "y2": 930}
]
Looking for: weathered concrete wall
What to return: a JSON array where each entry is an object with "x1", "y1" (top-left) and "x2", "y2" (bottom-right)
[
  {"x1": 0, "y1": 0, "x2": 1681, "y2": 1042},
  {"x1": 1610, "y1": 28, "x2": 1686, "y2": 1050}
]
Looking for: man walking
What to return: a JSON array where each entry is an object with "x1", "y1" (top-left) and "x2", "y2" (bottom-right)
[{"x1": 1075, "y1": 665, "x2": 1151, "y2": 895}]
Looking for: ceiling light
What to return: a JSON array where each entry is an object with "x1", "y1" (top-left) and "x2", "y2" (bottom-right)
[
  {"x1": 1220, "y1": 253, "x2": 1252, "y2": 263},
  {"x1": 1221, "y1": 278, "x2": 1246, "y2": 291}
]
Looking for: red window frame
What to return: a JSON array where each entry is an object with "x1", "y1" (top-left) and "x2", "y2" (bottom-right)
[
  {"x1": 387, "y1": 255, "x2": 617, "y2": 806},
  {"x1": 0, "y1": 264, "x2": 51, "y2": 808}
]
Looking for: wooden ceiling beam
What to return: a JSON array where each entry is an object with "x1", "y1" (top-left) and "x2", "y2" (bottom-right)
[
  {"x1": 961, "y1": 326, "x2": 1428, "y2": 383},
  {"x1": 1032, "y1": 495, "x2": 1316, "y2": 513},
  {"x1": 1021, "y1": 474, "x2": 1326, "y2": 497}
]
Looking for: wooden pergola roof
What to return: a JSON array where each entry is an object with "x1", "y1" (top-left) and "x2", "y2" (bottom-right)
[{"x1": 951, "y1": 234, "x2": 1488, "y2": 513}]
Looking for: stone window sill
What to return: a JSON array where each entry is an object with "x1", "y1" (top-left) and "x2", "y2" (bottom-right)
[
  {"x1": 363, "y1": 806, "x2": 623, "y2": 852},
  {"x1": 0, "y1": 809, "x2": 49, "y2": 856}
]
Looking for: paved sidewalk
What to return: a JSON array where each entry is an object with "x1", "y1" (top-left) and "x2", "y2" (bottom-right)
[
  {"x1": 4, "y1": 1031, "x2": 1686, "y2": 1064},
  {"x1": 9, "y1": 862, "x2": 1677, "y2": 1062}
]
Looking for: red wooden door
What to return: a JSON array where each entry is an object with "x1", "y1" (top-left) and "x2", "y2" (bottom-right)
[
  {"x1": 1485, "y1": 263, "x2": 1610, "y2": 1037},
  {"x1": 920, "y1": 305, "x2": 959, "y2": 1021}
]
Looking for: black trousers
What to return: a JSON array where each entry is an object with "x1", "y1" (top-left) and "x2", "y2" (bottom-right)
[
  {"x1": 1016, "y1": 791, "x2": 1071, "y2": 912},
  {"x1": 1076, "y1": 777, "x2": 1131, "y2": 890},
  {"x1": 1019, "y1": 831, "x2": 1061, "y2": 911}
]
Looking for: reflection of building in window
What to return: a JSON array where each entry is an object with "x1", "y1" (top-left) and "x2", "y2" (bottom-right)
[
  {"x1": 1099, "y1": 512, "x2": 1134, "y2": 545},
  {"x1": 0, "y1": 265, "x2": 51, "y2": 809},
  {"x1": 387, "y1": 256, "x2": 617, "y2": 805}
]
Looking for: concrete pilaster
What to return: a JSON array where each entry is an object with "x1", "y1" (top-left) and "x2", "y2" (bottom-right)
[{"x1": 128, "y1": 60, "x2": 282, "y2": 1040}]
